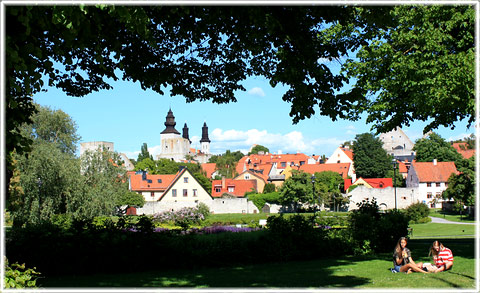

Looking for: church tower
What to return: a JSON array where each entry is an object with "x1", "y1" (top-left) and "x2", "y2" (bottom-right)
[
  {"x1": 182, "y1": 122, "x2": 191, "y2": 144},
  {"x1": 200, "y1": 122, "x2": 211, "y2": 154},
  {"x1": 158, "y1": 109, "x2": 190, "y2": 162}
]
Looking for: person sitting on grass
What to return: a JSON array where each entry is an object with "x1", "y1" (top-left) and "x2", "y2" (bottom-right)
[
  {"x1": 391, "y1": 237, "x2": 428, "y2": 274},
  {"x1": 428, "y1": 240, "x2": 454, "y2": 273}
]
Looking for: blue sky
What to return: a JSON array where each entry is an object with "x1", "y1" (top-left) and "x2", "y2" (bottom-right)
[{"x1": 33, "y1": 65, "x2": 475, "y2": 160}]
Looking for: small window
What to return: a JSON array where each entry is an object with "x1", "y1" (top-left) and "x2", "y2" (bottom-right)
[
  {"x1": 430, "y1": 203, "x2": 436, "y2": 208},
  {"x1": 157, "y1": 179, "x2": 162, "y2": 183},
  {"x1": 427, "y1": 182, "x2": 432, "y2": 187},
  {"x1": 147, "y1": 179, "x2": 152, "y2": 183},
  {"x1": 427, "y1": 193, "x2": 433, "y2": 199},
  {"x1": 300, "y1": 161, "x2": 305, "y2": 166},
  {"x1": 151, "y1": 192, "x2": 155, "y2": 197},
  {"x1": 215, "y1": 187, "x2": 221, "y2": 193},
  {"x1": 184, "y1": 177, "x2": 188, "y2": 183},
  {"x1": 436, "y1": 183, "x2": 441, "y2": 187},
  {"x1": 281, "y1": 162, "x2": 286, "y2": 168},
  {"x1": 401, "y1": 197, "x2": 407, "y2": 200},
  {"x1": 172, "y1": 189, "x2": 177, "y2": 197},
  {"x1": 193, "y1": 189, "x2": 198, "y2": 197},
  {"x1": 228, "y1": 186, "x2": 235, "y2": 193},
  {"x1": 183, "y1": 189, "x2": 188, "y2": 197},
  {"x1": 337, "y1": 160, "x2": 341, "y2": 163},
  {"x1": 245, "y1": 174, "x2": 250, "y2": 180}
]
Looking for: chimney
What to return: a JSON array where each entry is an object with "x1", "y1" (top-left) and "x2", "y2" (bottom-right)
[
  {"x1": 142, "y1": 170, "x2": 147, "y2": 181},
  {"x1": 433, "y1": 159, "x2": 437, "y2": 166},
  {"x1": 221, "y1": 176, "x2": 226, "y2": 189}
]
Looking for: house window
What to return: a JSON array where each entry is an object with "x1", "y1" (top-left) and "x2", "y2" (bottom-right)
[
  {"x1": 436, "y1": 182, "x2": 441, "y2": 187},
  {"x1": 215, "y1": 186, "x2": 221, "y2": 193},
  {"x1": 427, "y1": 182, "x2": 432, "y2": 187},
  {"x1": 228, "y1": 186, "x2": 235, "y2": 193},
  {"x1": 402, "y1": 197, "x2": 407, "y2": 200},
  {"x1": 172, "y1": 189, "x2": 177, "y2": 197},
  {"x1": 183, "y1": 189, "x2": 188, "y2": 197},
  {"x1": 281, "y1": 162, "x2": 286, "y2": 168},
  {"x1": 245, "y1": 174, "x2": 250, "y2": 180},
  {"x1": 184, "y1": 177, "x2": 188, "y2": 183},
  {"x1": 337, "y1": 160, "x2": 341, "y2": 163},
  {"x1": 436, "y1": 192, "x2": 441, "y2": 198},
  {"x1": 430, "y1": 203, "x2": 436, "y2": 208},
  {"x1": 193, "y1": 189, "x2": 198, "y2": 197},
  {"x1": 427, "y1": 193, "x2": 433, "y2": 199},
  {"x1": 151, "y1": 192, "x2": 155, "y2": 197},
  {"x1": 300, "y1": 161, "x2": 305, "y2": 166}
]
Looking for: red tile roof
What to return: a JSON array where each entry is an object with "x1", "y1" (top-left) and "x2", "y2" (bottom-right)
[
  {"x1": 362, "y1": 178, "x2": 393, "y2": 188},
  {"x1": 201, "y1": 163, "x2": 217, "y2": 178},
  {"x1": 341, "y1": 148, "x2": 354, "y2": 160},
  {"x1": 129, "y1": 172, "x2": 177, "y2": 191},
  {"x1": 452, "y1": 143, "x2": 475, "y2": 159},
  {"x1": 398, "y1": 161, "x2": 408, "y2": 173},
  {"x1": 411, "y1": 161, "x2": 459, "y2": 183},
  {"x1": 236, "y1": 153, "x2": 312, "y2": 173},
  {"x1": 211, "y1": 179, "x2": 257, "y2": 197},
  {"x1": 299, "y1": 163, "x2": 351, "y2": 178}
]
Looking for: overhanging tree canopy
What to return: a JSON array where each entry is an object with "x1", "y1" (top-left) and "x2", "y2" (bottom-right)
[{"x1": 6, "y1": 5, "x2": 475, "y2": 171}]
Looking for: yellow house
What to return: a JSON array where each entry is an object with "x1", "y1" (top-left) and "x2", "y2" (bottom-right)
[{"x1": 234, "y1": 170, "x2": 267, "y2": 193}]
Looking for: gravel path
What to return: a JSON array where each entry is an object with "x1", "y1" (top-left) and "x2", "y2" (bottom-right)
[{"x1": 429, "y1": 216, "x2": 475, "y2": 225}]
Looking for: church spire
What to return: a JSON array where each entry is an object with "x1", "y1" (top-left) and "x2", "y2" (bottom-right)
[
  {"x1": 160, "y1": 108, "x2": 180, "y2": 135},
  {"x1": 200, "y1": 122, "x2": 211, "y2": 143},
  {"x1": 182, "y1": 122, "x2": 191, "y2": 143}
]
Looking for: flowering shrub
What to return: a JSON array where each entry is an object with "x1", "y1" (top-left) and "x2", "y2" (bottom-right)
[{"x1": 153, "y1": 206, "x2": 206, "y2": 230}]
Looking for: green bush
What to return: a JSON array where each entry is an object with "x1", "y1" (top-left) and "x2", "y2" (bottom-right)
[
  {"x1": 349, "y1": 198, "x2": 409, "y2": 253},
  {"x1": 405, "y1": 202, "x2": 430, "y2": 223},
  {"x1": 416, "y1": 216, "x2": 432, "y2": 224},
  {"x1": 4, "y1": 257, "x2": 40, "y2": 288},
  {"x1": 248, "y1": 192, "x2": 280, "y2": 211},
  {"x1": 263, "y1": 183, "x2": 276, "y2": 193}
]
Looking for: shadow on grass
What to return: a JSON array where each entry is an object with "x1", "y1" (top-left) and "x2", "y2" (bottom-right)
[{"x1": 40, "y1": 258, "x2": 371, "y2": 288}]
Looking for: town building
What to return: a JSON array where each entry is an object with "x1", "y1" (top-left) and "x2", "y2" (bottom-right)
[
  {"x1": 80, "y1": 141, "x2": 134, "y2": 171},
  {"x1": 379, "y1": 127, "x2": 415, "y2": 160},
  {"x1": 157, "y1": 109, "x2": 212, "y2": 163},
  {"x1": 211, "y1": 177, "x2": 258, "y2": 198},
  {"x1": 406, "y1": 160, "x2": 459, "y2": 208}
]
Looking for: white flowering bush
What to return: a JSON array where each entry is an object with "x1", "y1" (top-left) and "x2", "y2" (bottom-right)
[{"x1": 153, "y1": 206, "x2": 207, "y2": 230}]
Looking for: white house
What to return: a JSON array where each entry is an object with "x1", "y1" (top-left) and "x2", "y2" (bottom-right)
[{"x1": 406, "y1": 160, "x2": 458, "y2": 208}]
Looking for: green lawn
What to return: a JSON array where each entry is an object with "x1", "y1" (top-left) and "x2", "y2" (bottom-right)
[
  {"x1": 409, "y1": 223, "x2": 476, "y2": 239},
  {"x1": 39, "y1": 238, "x2": 476, "y2": 289},
  {"x1": 429, "y1": 210, "x2": 475, "y2": 223}
]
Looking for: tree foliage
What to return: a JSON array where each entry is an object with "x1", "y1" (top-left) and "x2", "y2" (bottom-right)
[
  {"x1": 208, "y1": 150, "x2": 244, "y2": 178},
  {"x1": 313, "y1": 171, "x2": 347, "y2": 209},
  {"x1": 443, "y1": 156, "x2": 475, "y2": 207},
  {"x1": 343, "y1": 5, "x2": 475, "y2": 134},
  {"x1": 137, "y1": 143, "x2": 153, "y2": 163},
  {"x1": 6, "y1": 5, "x2": 474, "y2": 199},
  {"x1": 279, "y1": 171, "x2": 315, "y2": 209},
  {"x1": 413, "y1": 132, "x2": 463, "y2": 162},
  {"x1": 352, "y1": 133, "x2": 392, "y2": 178},
  {"x1": 248, "y1": 145, "x2": 270, "y2": 155}
]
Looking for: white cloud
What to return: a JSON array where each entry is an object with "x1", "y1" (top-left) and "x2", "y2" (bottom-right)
[
  {"x1": 121, "y1": 129, "x2": 347, "y2": 159},
  {"x1": 448, "y1": 133, "x2": 474, "y2": 142},
  {"x1": 248, "y1": 87, "x2": 266, "y2": 97},
  {"x1": 345, "y1": 125, "x2": 356, "y2": 135}
]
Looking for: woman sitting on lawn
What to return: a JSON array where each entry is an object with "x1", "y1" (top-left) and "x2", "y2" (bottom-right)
[
  {"x1": 428, "y1": 240, "x2": 454, "y2": 273},
  {"x1": 392, "y1": 237, "x2": 428, "y2": 274}
]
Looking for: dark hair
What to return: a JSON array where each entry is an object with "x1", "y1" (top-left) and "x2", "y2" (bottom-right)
[{"x1": 429, "y1": 240, "x2": 445, "y2": 257}]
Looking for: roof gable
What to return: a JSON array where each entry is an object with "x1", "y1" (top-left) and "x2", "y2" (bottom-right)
[
  {"x1": 299, "y1": 163, "x2": 351, "y2": 178},
  {"x1": 211, "y1": 179, "x2": 257, "y2": 197},
  {"x1": 411, "y1": 161, "x2": 458, "y2": 182}
]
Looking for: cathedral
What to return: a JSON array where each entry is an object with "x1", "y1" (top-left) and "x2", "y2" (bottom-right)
[{"x1": 156, "y1": 109, "x2": 212, "y2": 163}]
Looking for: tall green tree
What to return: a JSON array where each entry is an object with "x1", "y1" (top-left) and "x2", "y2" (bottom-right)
[
  {"x1": 209, "y1": 150, "x2": 244, "y2": 178},
  {"x1": 137, "y1": 143, "x2": 153, "y2": 163},
  {"x1": 248, "y1": 145, "x2": 270, "y2": 155},
  {"x1": 279, "y1": 171, "x2": 315, "y2": 210},
  {"x1": 352, "y1": 133, "x2": 392, "y2": 178},
  {"x1": 443, "y1": 156, "x2": 475, "y2": 208},
  {"x1": 413, "y1": 132, "x2": 463, "y2": 162},
  {"x1": 313, "y1": 171, "x2": 346, "y2": 209}
]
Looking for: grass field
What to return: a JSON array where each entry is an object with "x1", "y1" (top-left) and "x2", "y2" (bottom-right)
[
  {"x1": 409, "y1": 223, "x2": 476, "y2": 239},
  {"x1": 38, "y1": 238, "x2": 476, "y2": 289},
  {"x1": 429, "y1": 210, "x2": 475, "y2": 223}
]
